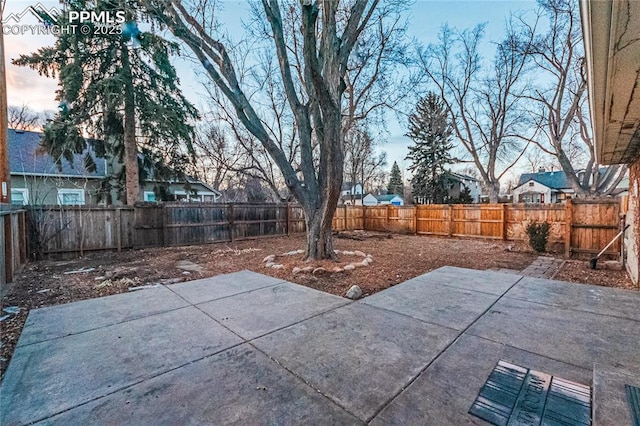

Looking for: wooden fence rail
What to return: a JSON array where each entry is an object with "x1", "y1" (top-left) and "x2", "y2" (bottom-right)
[{"x1": 25, "y1": 199, "x2": 624, "y2": 259}]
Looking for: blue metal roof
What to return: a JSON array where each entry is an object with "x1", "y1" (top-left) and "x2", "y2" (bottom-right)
[
  {"x1": 8, "y1": 129, "x2": 107, "y2": 178},
  {"x1": 517, "y1": 170, "x2": 569, "y2": 189}
]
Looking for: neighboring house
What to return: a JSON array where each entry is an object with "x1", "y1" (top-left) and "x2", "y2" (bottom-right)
[
  {"x1": 8, "y1": 129, "x2": 220, "y2": 205},
  {"x1": 9, "y1": 129, "x2": 107, "y2": 206},
  {"x1": 444, "y1": 172, "x2": 481, "y2": 203},
  {"x1": 375, "y1": 194, "x2": 404, "y2": 206},
  {"x1": 512, "y1": 168, "x2": 628, "y2": 204},
  {"x1": 340, "y1": 182, "x2": 363, "y2": 197},
  {"x1": 512, "y1": 169, "x2": 575, "y2": 204}
]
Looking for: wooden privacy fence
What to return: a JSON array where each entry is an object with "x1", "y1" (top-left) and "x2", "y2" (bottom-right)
[
  {"x1": 26, "y1": 199, "x2": 624, "y2": 258},
  {"x1": 26, "y1": 203, "x2": 306, "y2": 256},
  {"x1": 1, "y1": 209, "x2": 28, "y2": 285}
]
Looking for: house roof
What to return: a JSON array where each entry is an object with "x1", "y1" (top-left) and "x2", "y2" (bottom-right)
[
  {"x1": 8, "y1": 129, "x2": 107, "y2": 178},
  {"x1": 376, "y1": 194, "x2": 402, "y2": 202},
  {"x1": 516, "y1": 170, "x2": 569, "y2": 190},
  {"x1": 446, "y1": 171, "x2": 479, "y2": 182}
]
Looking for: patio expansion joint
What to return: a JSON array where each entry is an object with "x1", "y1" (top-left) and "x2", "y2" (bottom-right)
[
  {"x1": 26, "y1": 339, "x2": 249, "y2": 425},
  {"x1": 500, "y1": 293, "x2": 640, "y2": 324},
  {"x1": 366, "y1": 274, "x2": 526, "y2": 424},
  {"x1": 15, "y1": 294, "x2": 189, "y2": 349},
  {"x1": 356, "y1": 302, "x2": 460, "y2": 333},
  {"x1": 411, "y1": 276, "x2": 522, "y2": 297}
]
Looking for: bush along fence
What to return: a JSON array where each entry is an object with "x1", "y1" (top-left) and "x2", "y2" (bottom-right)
[{"x1": 24, "y1": 198, "x2": 625, "y2": 260}]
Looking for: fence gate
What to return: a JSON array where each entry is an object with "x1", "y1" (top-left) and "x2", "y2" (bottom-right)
[{"x1": 569, "y1": 199, "x2": 622, "y2": 258}]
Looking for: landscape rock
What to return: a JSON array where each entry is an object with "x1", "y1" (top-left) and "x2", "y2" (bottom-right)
[
  {"x1": 343, "y1": 264, "x2": 356, "y2": 271},
  {"x1": 312, "y1": 267, "x2": 327, "y2": 275},
  {"x1": 175, "y1": 260, "x2": 203, "y2": 272},
  {"x1": 332, "y1": 267, "x2": 344, "y2": 273},
  {"x1": 296, "y1": 250, "x2": 305, "y2": 254},
  {"x1": 345, "y1": 285, "x2": 362, "y2": 300},
  {"x1": 343, "y1": 251, "x2": 354, "y2": 256},
  {"x1": 333, "y1": 250, "x2": 341, "y2": 254},
  {"x1": 286, "y1": 250, "x2": 299, "y2": 256},
  {"x1": 602, "y1": 260, "x2": 623, "y2": 271},
  {"x1": 292, "y1": 267, "x2": 302, "y2": 275},
  {"x1": 265, "y1": 262, "x2": 276, "y2": 268},
  {"x1": 301, "y1": 266, "x2": 314, "y2": 273},
  {"x1": 365, "y1": 255, "x2": 373, "y2": 263},
  {"x1": 361, "y1": 258, "x2": 371, "y2": 266},
  {"x1": 271, "y1": 264, "x2": 284, "y2": 269},
  {"x1": 353, "y1": 262, "x2": 367, "y2": 268},
  {"x1": 354, "y1": 250, "x2": 367, "y2": 257},
  {"x1": 263, "y1": 255, "x2": 276, "y2": 263}
]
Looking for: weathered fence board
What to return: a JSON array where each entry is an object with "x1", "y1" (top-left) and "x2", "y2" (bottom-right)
[
  {"x1": 1, "y1": 210, "x2": 27, "y2": 285},
  {"x1": 26, "y1": 200, "x2": 625, "y2": 260}
]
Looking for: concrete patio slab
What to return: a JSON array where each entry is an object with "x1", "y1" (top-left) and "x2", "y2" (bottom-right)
[
  {"x1": 0, "y1": 307, "x2": 242, "y2": 425},
  {"x1": 413, "y1": 266, "x2": 521, "y2": 295},
  {"x1": 197, "y1": 282, "x2": 349, "y2": 340},
  {"x1": 593, "y1": 365, "x2": 640, "y2": 426},
  {"x1": 167, "y1": 270, "x2": 284, "y2": 305},
  {"x1": 3, "y1": 267, "x2": 640, "y2": 424},
  {"x1": 362, "y1": 278, "x2": 500, "y2": 330},
  {"x1": 467, "y1": 297, "x2": 640, "y2": 371},
  {"x1": 252, "y1": 302, "x2": 458, "y2": 422},
  {"x1": 506, "y1": 276, "x2": 640, "y2": 321},
  {"x1": 16, "y1": 285, "x2": 189, "y2": 347},
  {"x1": 41, "y1": 344, "x2": 362, "y2": 425},
  {"x1": 371, "y1": 333, "x2": 592, "y2": 425}
]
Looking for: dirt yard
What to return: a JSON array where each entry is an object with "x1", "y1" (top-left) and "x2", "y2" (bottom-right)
[{"x1": 1, "y1": 232, "x2": 636, "y2": 380}]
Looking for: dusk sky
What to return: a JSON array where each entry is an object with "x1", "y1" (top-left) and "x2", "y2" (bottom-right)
[{"x1": 3, "y1": 0, "x2": 538, "y2": 182}]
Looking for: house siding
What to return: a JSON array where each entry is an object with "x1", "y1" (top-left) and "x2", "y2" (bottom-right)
[{"x1": 10, "y1": 174, "x2": 104, "y2": 205}]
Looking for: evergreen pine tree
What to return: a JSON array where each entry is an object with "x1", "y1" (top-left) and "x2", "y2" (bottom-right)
[
  {"x1": 387, "y1": 161, "x2": 404, "y2": 195},
  {"x1": 14, "y1": 1, "x2": 199, "y2": 205},
  {"x1": 405, "y1": 92, "x2": 454, "y2": 204}
]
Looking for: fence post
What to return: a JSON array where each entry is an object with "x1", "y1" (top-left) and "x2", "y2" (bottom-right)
[
  {"x1": 286, "y1": 203, "x2": 290, "y2": 236},
  {"x1": 386, "y1": 204, "x2": 390, "y2": 230},
  {"x1": 501, "y1": 203, "x2": 508, "y2": 240},
  {"x1": 228, "y1": 204, "x2": 235, "y2": 242},
  {"x1": 19, "y1": 211, "x2": 27, "y2": 262},
  {"x1": 362, "y1": 205, "x2": 366, "y2": 230},
  {"x1": 564, "y1": 198, "x2": 573, "y2": 257},
  {"x1": 448, "y1": 205, "x2": 454, "y2": 237},
  {"x1": 163, "y1": 205, "x2": 170, "y2": 247},
  {"x1": 343, "y1": 205, "x2": 347, "y2": 231},
  {"x1": 116, "y1": 208, "x2": 122, "y2": 253},
  {"x1": 414, "y1": 205, "x2": 418, "y2": 234}
]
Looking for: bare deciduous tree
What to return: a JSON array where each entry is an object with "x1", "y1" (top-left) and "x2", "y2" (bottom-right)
[
  {"x1": 517, "y1": 0, "x2": 626, "y2": 196},
  {"x1": 343, "y1": 125, "x2": 387, "y2": 202},
  {"x1": 146, "y1": 0, "x2": 392, "y2": 259},
  {"x1": 420, "y1": 23, "x2": 532, "y2": 202},
  {"x1": 8, "y1": 105, "x2": 49, "y2": 131}
]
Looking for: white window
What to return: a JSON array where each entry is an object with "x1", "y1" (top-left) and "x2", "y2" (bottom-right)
[
  {"x1": 57, "y1": 189, "x2": 85, "y2": 205},
  {"x1": 143, "y1": 191, "x2": 157, "y2": 202},
  {"x1": 11, "y1": 188, "x2": 29, "y2": 206}
]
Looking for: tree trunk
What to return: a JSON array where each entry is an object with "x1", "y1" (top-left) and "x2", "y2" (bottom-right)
[
  {"x1": 304, "y1": 205, "x2": 336, "y2": 260},
  {"x1": 484, "y1": 181, "x2": 500, "y2": 203},
  {"x1": 121, "y1": 47, "x2": 139, "y2": 206}
]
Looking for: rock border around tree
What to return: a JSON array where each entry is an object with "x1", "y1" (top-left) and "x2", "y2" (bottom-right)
[{"x1": 262, "y1": 249, "x2": 374, "y2": 275}]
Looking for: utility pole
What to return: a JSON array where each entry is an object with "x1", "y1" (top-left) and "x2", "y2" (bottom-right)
[{"x1": 0, "y1": 0, "x2": 11, "y2": 206}]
